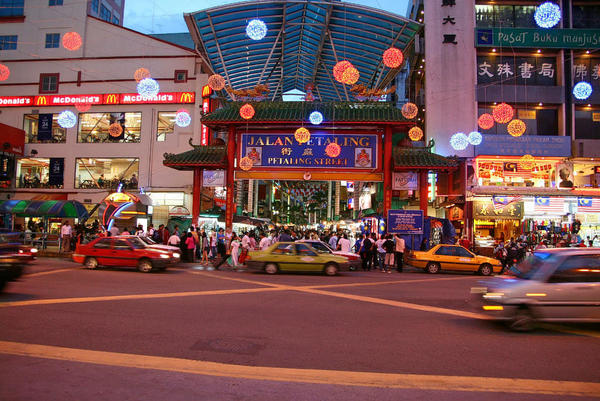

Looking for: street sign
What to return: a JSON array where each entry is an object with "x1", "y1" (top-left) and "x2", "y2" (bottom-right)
[{"x1": 387, "y1": 210, "x2": 424, "y2": 235}]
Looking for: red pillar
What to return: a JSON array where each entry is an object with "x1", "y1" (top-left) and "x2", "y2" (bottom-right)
[
  {"x1": 383, "y1": 126, "x2": 393, "y2": 216},
  {"x1": 192, "y1": 168, "x2": 202, "y2": 225},
  {"x1": 419, "y1": 170, "x2": 428, "y2": 217},
  {"x1": 225, "y1": 126, "x2": 236, "y2": 230}
]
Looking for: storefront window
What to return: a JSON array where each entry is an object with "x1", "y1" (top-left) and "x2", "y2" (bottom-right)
[
  {"x1": 75, "y1": 158, "x2": 139, "y2": 189},
  {"x1": 575, "y1": 108, "x2": 600, "y2": 140},
  {"x1": 157, "y1": 111, "x2": 176, "y2": 141},
  {"x1": 23, "y1": 114, "x2": 67, "y2": 143},
  {"x1": 573, "y1": 6, "x2": 600, "y2": 28},
  {"x1": 478, "y1": 107, "x2": 558, "y2": 136},
  {"x1": 77, "y1": 112, "x2": 141, "y2": 143},
  {"x1": 475, "y1": 157, "x2": 559, "y2": 188},
  {"x1": 476, "y1": 5, "x2": 541, "y2": 28},
  {"x1": 16, "y1": 157, "x2": 64, "y2": 188}
]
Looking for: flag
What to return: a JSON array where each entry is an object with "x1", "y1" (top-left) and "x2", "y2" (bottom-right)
[
  {"x1": 577, "y1": 197, "x2": 600, "y2": 213},
  {"x1": 534, "y1": 196, "x2": 565, "y2": 214},
  {"x1": 492, "y1": 195, "x2": 522, "y2": 210}
]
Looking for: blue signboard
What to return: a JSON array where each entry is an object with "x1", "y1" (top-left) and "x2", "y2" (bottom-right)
[
  {"x1": 240, "y1": 133, "x2": 378, "y2": 170},
  {"x1": 475, "y1": 134, "x2": 571, "y2": 157},
  {"x1": 387, "y1": 210, "x2": 424, "y2": 235}
]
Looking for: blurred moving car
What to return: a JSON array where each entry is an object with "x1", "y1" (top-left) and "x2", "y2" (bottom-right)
[
  {"x1": 476, "y1": 248, "x2": 600, "y2": 331},
  {"x1": 246, "y1": 242, "x2": 349, "y2": 275},
  {"x1": 0, "y1": 233, "x2": 37, "y2": 292},
  {"x1": 72, "y1": 236, "x2": 180, "y2": 272},
  {"x1": 406, "y1": 244, "x2": 502, "y2": 276},
  {"x1": 296, "y1": 239, "x2": 361, "y2": 270}
]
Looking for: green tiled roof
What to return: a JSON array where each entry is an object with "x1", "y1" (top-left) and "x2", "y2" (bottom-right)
[
  {"x1": 202, "y1": 102, "x2": 410, "y2": 126},
  {"x1": 394, "y1": 147, "x2": 458, "y2": 169},
  {"x1": 163, "y1": 145, "x2": 227, "y2": 170}
]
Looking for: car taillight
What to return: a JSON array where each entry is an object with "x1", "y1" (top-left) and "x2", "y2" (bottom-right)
[{"x1": 245, "y1": 254, "x2": 251, "y2": 261}]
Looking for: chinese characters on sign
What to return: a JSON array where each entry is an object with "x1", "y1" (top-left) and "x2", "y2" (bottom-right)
[
  {"x1": 474, "y1": 201, "x2": 523, "y2": 220},
  {"x1": 573, "y1": 57, "x2": 600, "y2": 90},
  {"x1": 477, "y1": 56, "x2": 556, "y2": 85},
  {"x1": 442, "y1": 0, "x2": 457, "y2": 45}
]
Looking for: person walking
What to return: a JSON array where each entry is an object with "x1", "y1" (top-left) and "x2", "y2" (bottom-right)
[
  {"x1": 184, "y1": 232, "x2": 196, "y2": 262},
  {"x1": 373, "y1": 233, "x2": 383, "y2": 271},
  {"x1": 200, "y1": 231, "x2": 209, "y2": 264},
  {"x1": 230, "y1": 233, "x2": 241, "y2": 268},
  {"x1": 383, "y1": 234, "x2": 395, "y2": 273},
  {"x1": 60, "y1": 221, "x2": 72, "y2": 253},
  {"x1": 359, "y1": 233, "x2": 372, "y2": 271},
  {"x1": 191, "y1": 227, "x2": 200, "y2": 260},
  {"x1": 393, "y1": 234, "x2": 405, "y2": 272},
  {"x1": 337, "y1": 233, "x2": 351, "y2": 253},
  {"x1": 259, "y1": 232, "x2": 270, "y2": 250}
]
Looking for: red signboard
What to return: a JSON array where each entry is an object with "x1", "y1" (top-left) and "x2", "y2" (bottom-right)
[
  {"x1": 0, "y1": 96, "x2": 34, "y2": 107},
  {"x1": 201, "y1": 98, "x2": 210, "y2": 146},
  {"x1": 0, "y1": 122, "x2": 25, "y2": 155},
  {"x1": 0, "y1": 92, "x2": 195, "y2": 107},
  {"x1": 202, "y1": 85, "x2": 212, "y2": 98}
]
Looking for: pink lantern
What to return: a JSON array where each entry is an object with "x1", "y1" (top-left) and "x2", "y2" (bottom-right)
[
  {"x1": 0, "y1": 64, "x2": 10, "y2": 81},
  {"x1": 62, "y1": 32, "x2": 82, "y2": 51},
  {"x1": 383, "y1": 48, "x2": 404, "y2": 68}
]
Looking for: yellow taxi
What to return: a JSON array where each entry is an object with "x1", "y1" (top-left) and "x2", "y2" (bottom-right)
[{"x1": 406, "y1": 244, "x2": 502, "y2": 276}]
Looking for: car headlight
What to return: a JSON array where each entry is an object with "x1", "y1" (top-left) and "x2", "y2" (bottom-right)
[
  {"x1": 483, "y1": 292, "x2": 505, "y2": 300},
  {"x1": 159, "y1": 254, "x2": 170, "y2": 259},
  {"x1": 30, "y1": 248, "x2": 38, "y2": 253},
  {"x1": 173, "y1": 253, "x2": 180, "y2": 258}
]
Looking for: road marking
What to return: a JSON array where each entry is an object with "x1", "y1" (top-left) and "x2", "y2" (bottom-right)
[
  {"x1": 0, "y1": 340, "x2": 597, "y2": 397},
  {"x1": 27, "y1": 268, "x2": 73, "y2": 277},
  {"x1": 540, "y1": 324, "x2": 600, "y2": 339},
  {"x1": 308, "y1": 276, "x2": 472, "y2": 289}
]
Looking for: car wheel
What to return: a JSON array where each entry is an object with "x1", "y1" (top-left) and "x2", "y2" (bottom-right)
[
  {"x1": 426, "y1": 262, "x2": 440, "y2": 274},
  {"x1": 324, "y1": 263, "x2": 338, "y2": 276},
  {"x1": 84, "y1": 257, "x2": 99, "y2": 269},
  {"x1": 478, "y1": 263, "x2": 493, "y2": 276},
  {"x1": 264, "y1": 263, "x2": 278, "y2": 274},
  {"x1": 508, "y1": 306, "x2": 536, "y2": 332},
  {"x1": 137, "y1": 259, "x2": 154, "y2": 273}
]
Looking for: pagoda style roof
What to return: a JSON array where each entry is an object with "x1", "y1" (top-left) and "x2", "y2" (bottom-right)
[
  {"x1": 394, "y1": 146, "x2": 459, "y2": 171},
  {"x1": 163, "y1": 142, "x2": 227, "y2": 170}
]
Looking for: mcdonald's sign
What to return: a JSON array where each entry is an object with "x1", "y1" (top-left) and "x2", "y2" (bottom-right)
[
  {"x1": 179, "y1": 92, "x2": 195, "y2": 103},
  {"x1": 201, "y1": 85, "x2": 212, "y2": 98},
  {"x1": 35, "y1": 96, "x2": 48, "y2": 106},
  {"x1": 104, "y1": 93, "x2": 119, "y2": 104}
]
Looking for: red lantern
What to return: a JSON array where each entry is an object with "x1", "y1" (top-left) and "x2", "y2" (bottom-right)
[
  {"x1": 0, "y1": 64, "x2": 10, "y2": 81},
  {"x1": 240, "y1": 104, "x2": 255, "y2": 120},
  {"x1": 341, "y1": 67, "x2": 360, "y2": 85},
  {"x1": 333, "y1": 61, "x2": 353, "y2": 83},
  {"x1": 75, "y1": 103, "x2": 91, "y2": 112},
  {"x1": 134, "y1": 68, "x2": 151, "y2": 83},
  {"x1": 239, "y1": 156, "x2": 253, "y2": 171},
  {"x1": 208, "y1": 74, "x2": 225, "y2": 91},
  {"x1": 401, "y1": 102, "x2": 418, "y2": 119},
  {"x1": 408, "y1": 127, "x2": 423, "y2": 141},
  {"x1": 507, "y1": 119, "x2": 526, "y2": 137},
  {"x1": 62, "y1": 32, "x2": 82, "y2": 51},
  {"x1": 325, "y1": 142, "x2": 341, "y2": 158},
  {"x1": 493, "y1": 103, "x2": 514, "y2": 124},
  {"x1": 294, "y1": 127, "x2": 311, "y2": 144},
  {"x1": 108, "y1": 123, "x2": 123, "y2": 137},
  {"x1": 383, "y1": 47, "x2": 404, "y2": 69},
  {"x1": 478, "y1": 113, "x2": 495, "y2": 130}
]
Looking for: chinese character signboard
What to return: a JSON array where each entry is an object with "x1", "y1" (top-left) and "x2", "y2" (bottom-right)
[
  {"x1": 474, "y1": 201, "x2": 523, "y2": 220},
  {"x1": 477, "y1": 56, "x2": 556, "y2": 85},
  {"x1": 475, "y1": 28, "x2": 600, "y2": 49},
  {"x1": 387, "y1": 210, "x2": 424, "y2": 234},
  {"x1": 475, "y1": 134, "x2": 571, "y2": 157},
  {"x1": 239, "y1": 133, "x2": 379, "y2": 170},
  {"x1": 573, "y1": 57, "x2": 600, "y2": 94}
]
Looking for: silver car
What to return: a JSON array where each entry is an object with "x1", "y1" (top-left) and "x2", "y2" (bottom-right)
[{"x1": 476, "y1": 248, "x2": 600, "y2": 331}]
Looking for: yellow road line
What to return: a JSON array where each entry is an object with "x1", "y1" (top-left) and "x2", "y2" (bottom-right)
[
  {"x1": 308, "y1": 276, "x2": 472, "y2": 289},
  {"x1": 27, "y1": 268, "x2": 73, "y2": 277},
  {"x1": 0, "y1": 340, "x2": 597, "y2": 397},
  {"x1": 540, "y1": 324, "x2": 600, "y2": 339}
]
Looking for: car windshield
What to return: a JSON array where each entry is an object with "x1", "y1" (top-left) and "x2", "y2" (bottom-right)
[
  {"x1": 127, "y1": 237, "x2": 147, "y2": 249},
  {"x1": 512, "y1": 252, "x2": 557, "y2": 279},
  {"x1": 139, "y1": 236, "x2": 157, "y2": 245},
  {"x1": 309, "y1": 242, "x2": 331, "y2": 253}
]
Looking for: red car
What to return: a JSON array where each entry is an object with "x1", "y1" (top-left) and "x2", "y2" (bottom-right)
[{"x1": 73, "y1": 236, "x2": 180, "y2": 272}]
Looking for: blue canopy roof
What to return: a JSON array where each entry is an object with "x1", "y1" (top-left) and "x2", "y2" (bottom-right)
[{"x1": 186, "y1": 0, "x2": 421, "y2": 101}]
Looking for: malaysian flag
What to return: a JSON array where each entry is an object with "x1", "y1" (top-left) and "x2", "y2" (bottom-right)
[
  {"x1": 492, "y1": 195, "x2": 522, "y2": 210},
  {"x1": 577, "y1": 197, "x2": 600, "y2": 213},
  {"x1": 534, "y1": 196, "x2": 565, "y2": 214}
]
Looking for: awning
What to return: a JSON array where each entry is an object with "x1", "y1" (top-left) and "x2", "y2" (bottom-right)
[{"x1": 0, "y1": 200, "x2": 89, "y2": 219}]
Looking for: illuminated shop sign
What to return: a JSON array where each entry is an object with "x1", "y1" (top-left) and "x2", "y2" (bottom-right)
[{"x1": 0, "y1": 92, "x2": 195, "y2": 107}]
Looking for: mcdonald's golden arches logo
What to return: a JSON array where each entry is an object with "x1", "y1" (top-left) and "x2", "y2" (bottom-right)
[
  {"x1": 35, "y1": 96, "x2": 48, "y2": 106},
  {"x1": 104, "y1": 94, "x2": 119, "y2": 104},
  {"x1": 180, "y1": 92, "x2": 195, "y2": 103}
]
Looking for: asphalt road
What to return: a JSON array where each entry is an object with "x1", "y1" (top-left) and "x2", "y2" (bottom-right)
[{"x1": 0, "y1": 257, "x2": 599, "y2": 401}]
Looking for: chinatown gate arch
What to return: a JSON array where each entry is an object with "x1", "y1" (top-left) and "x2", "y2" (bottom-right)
[{"x1": 163, "y1": 102, "x2": 458, "y2": 230}]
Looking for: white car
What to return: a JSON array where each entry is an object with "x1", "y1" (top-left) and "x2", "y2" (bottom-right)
[{"x1": 476, "y1": 248, "x2": 600, "y2": 331}]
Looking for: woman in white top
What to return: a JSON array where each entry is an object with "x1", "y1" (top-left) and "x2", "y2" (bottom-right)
[{"x1": 230, "y1": 233, "x2": 241, "y2": 267}]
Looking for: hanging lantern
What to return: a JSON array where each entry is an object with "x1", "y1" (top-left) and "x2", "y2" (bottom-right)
[
  {"x1": 137, "y1": 78, "x2": 160, "y2": 97},
  {"x1": 535, "y1": 2, "x2": 561, "y2": 28},
  {"x1": 450, "y1": 132, "x2": 469, "y2": 151},
  {"x1": 239, "y1": 156, "x2": 253, "y2": 171},
  {"x1": 175, "y1": 109, "x2": 192, "y2": 127},
  {"x1": 573, "y1": 82, "x2": 592, "y2": 100},
  {"x1": 401, "y1": 102, "x2": 418, "y2": 119},
  {"x1": 239, "y1": 104, "x2": 255, "y2": 120},
  {"x1": 62, "y1": 32, "x2": 82, "y2": 51},
  {"x1": 333, "y1": 61, "x2": 353, "y2": 83},
  {"x1": 309, "y1": 111, "x2": 323, "y2": 125},
  {"x1": 341, "y1": 67, "x2": 360, "y2": 85},
  {"x1": 478, "y1": 113, "x2": 495, "y2": 130},
  {"x1": 492, "y1": 102, "x2": 514, "y2": 124},
  {"x1": 246, "y1": 19, "x2": 267, "y2": 40},
  {"x1": 134, "y1": 68, "x2": 151, "y2": 83},
  {"x1": 408, "y1": 127, "x2": 423, "y2": 141},
  {"x1": 208, "y1": 74, "x2": 226, "y2": 91},
  {"x1": 519, "y1": 154, "x2": 535, "y2": 170},
  {"x1": 294, "y1": 127, "x2": 311, "y2": 144},
  {"x1": 467, "y1": 131, "x2": 483, "y2": 146},
  {"x1": 108, "y1": 122, "x2": 123, "y2": 137},
  {"x1": 75, "y1": 103, "x2": 91, "y2": 112},
  {"x1": 325, "y1": 142, "x2": 341, "y2": 158},
  {"x1": 507, "y1": 119, "x2": 527, "y2": 137},
  {"x1": 57, "y1": 111, "x2": 77, "y2": 129},
  {"x1": 382, "y1": 47, "x2": 404, "y2": 69},
  {"x1": 0, "y1": 64, "x2": 9, "y2": 81}
]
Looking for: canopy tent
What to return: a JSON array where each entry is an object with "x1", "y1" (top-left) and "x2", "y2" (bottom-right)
[{"x1": 0, "y1": 200, "x2": 89, "y2": 219}]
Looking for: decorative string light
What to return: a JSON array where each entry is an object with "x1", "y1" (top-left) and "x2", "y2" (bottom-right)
[
  {"x1": 341, "y1": 67, "x2": 360, "y2": 85},
  {"x1": 240, "y1": 104, "x2": 255, "y2": 120},
  {"x1": 108, "y1": 122, "x2": 123, "y2": 137},
  {"x1": 507, "y1": 119, "x2": 527, "y2": 137},
  {"x1": 294, "y1": 127, "x2": 311, "y2": 144},
  {"x1": 0, "y1": 64, "x2": 10, "y2": 81},
  {"x1": 408, "y1": 127, "x2": 424, "y2": 141},
  {"x1": 519, "y1": 154, "x2": 535, "y2": 170},
  {"x1": 493, "y1": 102, "x2": 514, "y2": 124},
  {"x1": 309, "y1": 111, "x2": 323, "y2": 125},
  {"x1": 333, "y1": 61, "x2": 353, "y2": 83},
  {"x1": 401, "y1": 102, "x2": 418, "y2": 119},
  {"x1": 75, "y1": 103, "x2": 91, "y2": 112},
  {"x1": 137, "y1": 78, "x2": 160, "y2": 97},
  {"x1": 573, "y1": 82, "x2": 593, "y2": 100},
  {"x1": 239, "y1": 156, "x2": 253, "y2": 171},
  {"x1": 325, "y1": 142, "x2": 341, "y2": 158},
  {"x1": 468, "y1": 131, "x2": 483, "y2": 146},
  {"x1": 208, "y1": 74, "x2": 226, "y2": 91},
  {"x1": 478, "y1": 113, "x2": 494, "y2": 130},
  {"x1": 62, "y1": 32, "x2": 82, "y2": 51},
  {"x1": 450, "y1": 132, "x2": 469, "y2": 151},
  {"x1": 246, "y1": 19, "x2": 267, "y2": 40},
  {"x1": 535, "y1": 2, "x2": 561, "y2": 28},
  {"x1": 175, "y1": 109, "x2": 192, "y2": 127},
  {"x1": 57, "y1": 111, "x2": 77, "y2": 128},
  {"x1": 382, "y1": 47, "x2": 404, "y2": 69},
  {"x1": 134, "y1": 68, "x2": 151, "y2": 83}
]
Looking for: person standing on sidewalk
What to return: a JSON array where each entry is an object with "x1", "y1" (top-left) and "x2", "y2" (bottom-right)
[
  {"x1": 60, "y1": 221, "x2": 72, "y2": 253},
  {"x1": 383, "y1": 234, "x2": 395, "y2": 273},
  {"x1": 394, "y1": 234, "x2": 405, "y2": 272}
]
